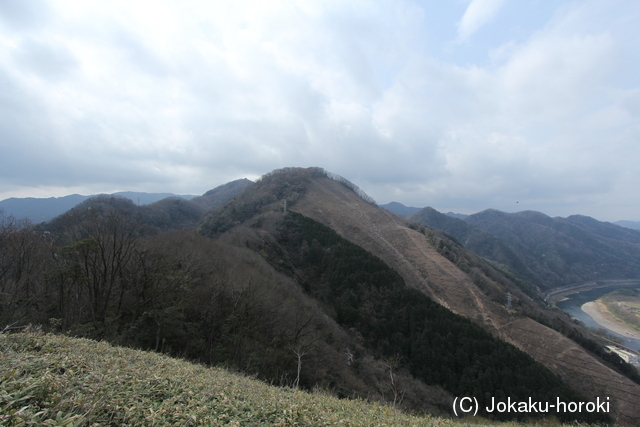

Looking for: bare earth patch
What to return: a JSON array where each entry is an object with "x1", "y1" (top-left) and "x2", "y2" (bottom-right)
[{"x1": 582, "y1": 300, "x2": 640, "y2": 340}]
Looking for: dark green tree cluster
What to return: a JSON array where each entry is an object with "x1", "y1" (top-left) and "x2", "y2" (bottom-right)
[{"x1": 275, "y1": 212, "x2": 611, "y2": 423}]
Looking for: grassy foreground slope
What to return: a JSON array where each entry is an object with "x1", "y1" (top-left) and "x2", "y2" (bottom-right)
[{"x1": 1, "y1": 332, "x2": 586, "y2": 427}]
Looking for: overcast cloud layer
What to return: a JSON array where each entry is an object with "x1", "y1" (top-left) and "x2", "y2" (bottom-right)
[{"x1": 1, "y1": 0, "x2": 639, "y2": 221}]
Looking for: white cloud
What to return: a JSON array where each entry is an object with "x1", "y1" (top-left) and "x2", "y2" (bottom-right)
[
  {"x1": 0, "y1": 0, "x2": 639, "y2": 221},
  {"x1": 457, "y1": 0, "x2": 507, "y2": 42}
]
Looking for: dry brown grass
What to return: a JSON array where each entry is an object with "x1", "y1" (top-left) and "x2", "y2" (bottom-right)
[
  {"x1": 0, "y1": 330, "x2": 605, "y2": 426},
  {"x1": 291, "y1": 176, "x2": 639, "y2": 426}
]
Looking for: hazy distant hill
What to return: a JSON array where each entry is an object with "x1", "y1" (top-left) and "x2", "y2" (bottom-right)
[
  {"x1": 0, "y1": 191, "x2": 196, "y2": 223},
  {"x1": 190, "y1": 178, "x2": 253, "y2": 211},
  {"x1": 408, "y1": 207, "x2": 544, "y2": 291},
  {"x1": 137, "y1": 179, "x2": 253, "y2": 231},
  {"x1": 616, "y1": 220, "x2": 640, "y2": 230},
  {"x1": 379, "y1": 201, "x2": 421, "y2": 217},
  {"x1": 409, "y1": 207, "x2": 640, "y2": 290},
  {"x1": 444, "y1": 211, "x2": 468, "y2": 219},
  {"x1": 0, "y1": 194, "x2": 89, "y2": 223},
  {"x1": 41, "y1": 179, "x2": 253, "y2": 234},
  {"x1": 382, "y1": 202, "x2": 468, "y2": 220},
  {"x1": 0, "y1": 180, "x2": 254, "y2": 225}
]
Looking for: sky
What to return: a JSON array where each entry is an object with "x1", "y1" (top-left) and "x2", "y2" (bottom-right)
[{"x1": 1, "y1": 0, "x2": 639, "y2": 222}]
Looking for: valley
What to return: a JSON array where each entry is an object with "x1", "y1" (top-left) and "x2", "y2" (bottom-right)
[
  {"x1": 554, "y1": 283, "x2": 640, "y2": 351},
  {"x1": 3, "y1": 167, "x2": 640, "y2": 425}
]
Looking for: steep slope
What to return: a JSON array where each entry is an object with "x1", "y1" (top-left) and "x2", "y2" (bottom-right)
[
  {"x1": 464, "y1": 210, "x2": 640, "y2": 288},
  {"x1": 4, "y1": 181, "x2": 452, "y2": 416},
  {"x1": 410, "y1": 208, "x2": 640, "y2": 290},
  {"x1": 198, "y1": 168, "x2": 618, "y2": 423},
  {"x1": 408, "y1": 208, "x2": 556, "y2": 291},
  {"x1": 294, "y1": 178, "x2": 518, "y2": 325},
  {"x1": 8, "y1": 167, "x2": 637, "y2": 423},
  {"x1": 0, "y1": 331, "x2": 450, "y2": 426},
  {"x1": 269, "y1": 212, "x2": 595, "y2": 421},
  {"x1": 283, "y1": 171, "x2": 640, "y2": 425}
]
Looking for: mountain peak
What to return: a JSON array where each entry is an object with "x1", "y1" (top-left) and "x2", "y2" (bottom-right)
[
  {"x1": 198, "y1": 167, "x2": 377, "y2": 237},
  {"x1": 380, "y1": 202, "x2": 422, "y2": 217}
]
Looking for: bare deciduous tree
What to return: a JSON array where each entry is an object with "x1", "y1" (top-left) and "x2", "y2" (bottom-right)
[{"x1": 382, "y1": 354, "x2": 404, "y2": 407}]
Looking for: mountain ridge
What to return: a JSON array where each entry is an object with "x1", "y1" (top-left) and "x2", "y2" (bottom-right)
[
  {"x1": 0, "y1": 178, "x2": 253, "y2": 224},
  {"x1": 0, "y1": 191, "x2": 195, "y2": 223},
  {"x1": 0, "y1": 179, "x2": 253, "y2": 226},
  {"x1": 272, "y1": 170, "x2": 639, "y2": 424},
  {"x1": 199, "y1": 167, "x2": 626, "y2": 422},
  {"x1": 2, "y1": 168, "x2": 639, "y2": 424},
  {"x1": 406, "y1": 206, "x2": 640, "y2": 290},
  {"x1": 384, "y1": 202, "x2": 639, "y2": 228}
]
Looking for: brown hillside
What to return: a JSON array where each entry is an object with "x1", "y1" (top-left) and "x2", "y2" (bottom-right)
[{"x1": 292, "y1": 175, "x2": 640, "y2": 426}]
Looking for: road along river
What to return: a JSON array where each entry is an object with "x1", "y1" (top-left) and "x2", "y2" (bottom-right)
[{"x1": 555, "y1": 282, "x2": 640, "y2": 351}]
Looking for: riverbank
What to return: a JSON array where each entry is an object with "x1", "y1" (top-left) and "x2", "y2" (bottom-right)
[{"x1": 582, "y1": 300, "x2": 640, "y2": 340}]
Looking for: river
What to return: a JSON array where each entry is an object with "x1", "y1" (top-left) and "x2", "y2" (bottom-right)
[{"x1": 556, "y1": 283, "x2": 640, "y2": 351}]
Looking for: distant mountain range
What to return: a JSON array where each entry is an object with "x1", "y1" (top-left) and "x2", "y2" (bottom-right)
[
  {"x1": 379, "y1": 201, "x2": 422, "y2": 217},
  {"x1": 381, "y1": 202, "x2": 639, "y2": 230},
  {"x1": 616, "y1": 220, "x2": 640, "y2": 230},
  {"x1": 0, "y1": 192, "x2": 194, "y2": 223},
  {"x1": 382, "y1": 202, "x2": 640, "y2": 290},
  {"x1": 0, "y1": 180, "x2": 253, "y2": 224},
  {"x1": 36, "y1": 179, "x2": 254, "y2": 235},
  {"x1": 2, "y1": 168, "x2": 640, "y2": 423},
  {"x1": 5, "y1": 194, "x2": 637, "y2": 290},
  {"x1": 381, "y1": 202, "x2": 469, "y2": 220}
]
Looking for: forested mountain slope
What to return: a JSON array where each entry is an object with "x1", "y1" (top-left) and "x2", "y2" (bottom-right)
[
  {"x1": 2, "y1": 167, "x2": 639, "y2": 424},
  {"x1": 466, "y1": 210, "x2": 640, "y2": 286},
  {"x1": 409, "y1": 208, "x2": 640, "y2": 290},
  {"x1": 199, "y1": 167, "x2": 639, "y2": 424},
  {"x1": 190, "y1": 178, "x2": 253, "y2": 211},
  {"x1": 275, "y1": 169, "x2": 640, "y2": 425},
  {"x1": 408, "y1": 207, "x2": 559, "y2": 291}
]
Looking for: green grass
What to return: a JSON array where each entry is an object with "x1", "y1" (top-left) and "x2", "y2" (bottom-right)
[
  {"x1": 601, "y1": 290, "x2": 640, "y2": 332},
  {"x1": 0, "y1": 330, "x2": 596, "y2": 426}
]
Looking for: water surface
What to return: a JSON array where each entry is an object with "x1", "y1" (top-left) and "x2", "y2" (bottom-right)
[{"x1": 556, "y1": 284, "x2": 640, "y2": 351}]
